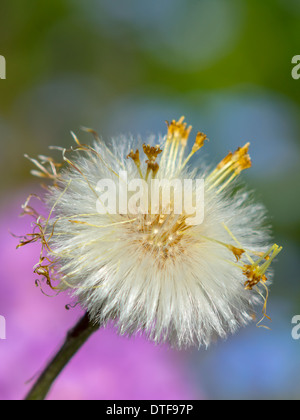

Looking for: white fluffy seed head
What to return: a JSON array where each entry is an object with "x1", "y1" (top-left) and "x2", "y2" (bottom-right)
[{"x1": 21, "y1": 118, "x2": 282, "y2": 349}]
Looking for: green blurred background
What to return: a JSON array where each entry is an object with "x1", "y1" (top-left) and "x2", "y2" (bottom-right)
[{"x1": 1, "y1": 0, "x2": 300, "y2": 400}]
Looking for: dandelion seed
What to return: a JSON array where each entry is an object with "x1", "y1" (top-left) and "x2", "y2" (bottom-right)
[{"x1": 19, "y1": 117, "x2": 282, "y2": 348}]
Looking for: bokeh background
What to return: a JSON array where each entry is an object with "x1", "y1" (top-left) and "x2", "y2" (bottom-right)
[{"x1": 0, "y1": 0, "x2": 300, "y2": 400}]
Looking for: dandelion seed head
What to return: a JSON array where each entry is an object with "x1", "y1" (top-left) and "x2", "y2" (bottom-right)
[{"x1": 19, "y1": 117, "x2": 282, "y2": 348}]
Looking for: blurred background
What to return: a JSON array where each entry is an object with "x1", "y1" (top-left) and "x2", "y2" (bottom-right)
[{"x1": 0, "y1": 0, "x2": 300, "y2": 400}]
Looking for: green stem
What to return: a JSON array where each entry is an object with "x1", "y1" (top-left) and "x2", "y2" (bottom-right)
[{"x1": 25, "y1": 313, "x2": 100, "y2": 400}]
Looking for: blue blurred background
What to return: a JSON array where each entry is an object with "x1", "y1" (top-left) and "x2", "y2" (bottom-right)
[{"x1": 0, "y1": 0, "x2": 300, "y2": 400}]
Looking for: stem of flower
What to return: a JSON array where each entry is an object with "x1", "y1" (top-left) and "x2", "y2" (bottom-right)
[{"x1": 25, "y1": 312, "x2": 100, "y2": 400}]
